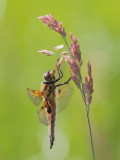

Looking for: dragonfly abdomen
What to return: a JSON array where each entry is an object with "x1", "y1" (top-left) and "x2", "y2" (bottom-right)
[{"x1": 48, "y1": 101, "x2": 56, "y2": 149}]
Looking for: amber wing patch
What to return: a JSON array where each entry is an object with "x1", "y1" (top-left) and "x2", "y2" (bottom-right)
[{"x1": 27, "y1": 88, "x2": 43, "y2": 106}]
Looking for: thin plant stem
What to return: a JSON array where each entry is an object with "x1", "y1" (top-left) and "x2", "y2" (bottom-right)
[
  {"x1": 62, "y1": 36, "x2": 71, "y2": 52},
  {"x1": 80, "y1": 87, "x2": 95, "y2": 160},
  {"x1": 63, "y1": 37, "x2": 95, "y2": 160},
  {"x1": 86, "y1": 106, "x2": 95, "y2": 160}
]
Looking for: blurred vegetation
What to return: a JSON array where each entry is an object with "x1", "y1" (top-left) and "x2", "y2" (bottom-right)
[{"x1": 0, "y1": 0, "x2": 120, "y2": 160}]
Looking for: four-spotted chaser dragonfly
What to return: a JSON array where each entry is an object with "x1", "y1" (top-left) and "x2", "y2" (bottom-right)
[{"x1": 27, "y1": 68, "x2": 72, "y2": 149}]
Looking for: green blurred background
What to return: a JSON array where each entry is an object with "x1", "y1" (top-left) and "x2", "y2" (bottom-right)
[{"x1": 0, "y1": 0, "x2": 120, "y2": 160}]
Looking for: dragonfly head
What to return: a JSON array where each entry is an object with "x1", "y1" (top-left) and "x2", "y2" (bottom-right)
[{"x1": 44, "y1": 70, "x2": 55, "y2": 82}]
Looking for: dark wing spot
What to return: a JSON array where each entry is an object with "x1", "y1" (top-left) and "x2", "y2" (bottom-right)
[{"x1": 47, "y1": 107, "x2": 51, "y2": 113}]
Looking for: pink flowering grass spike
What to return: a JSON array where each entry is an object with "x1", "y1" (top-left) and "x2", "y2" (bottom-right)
[
  {"x1": 38, "y1": 50, "x2": 54, "y2": 56},
  {"x1": 62, "y1": 55, "x2": 81, "y2": 89},
  {"x1": 62, "y1": 33, "x2": 82, "y2": 89},
  {"x1": 61, "y1": 51, "x2": 69, "y2": 55},
  {"x1": 38, "y1": 14, "x2": 66, "y2": 37},
  {"x1": 54, "y1": 44, "x2": 64, "y2": 51},
  {"x1": 70, "y1": 33, "x2": 82, "y2": 66},
  {"x1": 82, "y1": 61, "x2": 94, "y2": 107},
  {"x1": 56, "y1": 57, "x2": 64, "y2": 69}
]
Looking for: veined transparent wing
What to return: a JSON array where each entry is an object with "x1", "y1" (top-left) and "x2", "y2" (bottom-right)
[
  {"x1": 27, "y1": 88, "x2": 43, "y2": 106},
  {"x1": 38, "y1": 107, "x2": 48, "y2": 125},
  {"x1": 56, "y1": 84, "x2": 73, "y2": 113}
]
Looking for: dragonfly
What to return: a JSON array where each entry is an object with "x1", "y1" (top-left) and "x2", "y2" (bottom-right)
[{"x1": 27, "y1": 68, "x2": 71, "y2": 149}]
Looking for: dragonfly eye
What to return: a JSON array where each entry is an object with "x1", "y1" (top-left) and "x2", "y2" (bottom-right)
[
  {"x1": 44, "y1": 71, "x2": 55, "y2": 81},
  {"x1": 44, "y1": 72, "x2": 51, "y2": 81},
  {"x1": 49, "y1": 71, "x2": 55, "y2": 80}
]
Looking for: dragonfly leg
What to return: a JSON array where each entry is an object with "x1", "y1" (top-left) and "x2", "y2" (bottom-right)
[
  {"x1": 57, "y1": 67, "x2": 63, "y2": 77},
  {"x1": 53, "y1": 77, "x2": 71, "y2": 89},
  {"x1": 53, "y1": 68, "x2": 63, "y2": 83}
]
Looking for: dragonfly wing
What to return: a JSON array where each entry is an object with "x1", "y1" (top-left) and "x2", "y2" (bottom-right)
[
  {"x1": 38, "y1": 107, "x2": 48, "y2": 125},
  {"x1": 27, "y1": 88, "x2": 43, "y2": 106},
  {"x1": 56, "y1": 84, "x2": 73, "y2": 113}
]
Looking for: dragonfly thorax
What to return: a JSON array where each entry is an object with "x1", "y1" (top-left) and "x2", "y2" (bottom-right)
[{"x1": 44, "y1": 71, "x2": 55, "y2": 82}]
